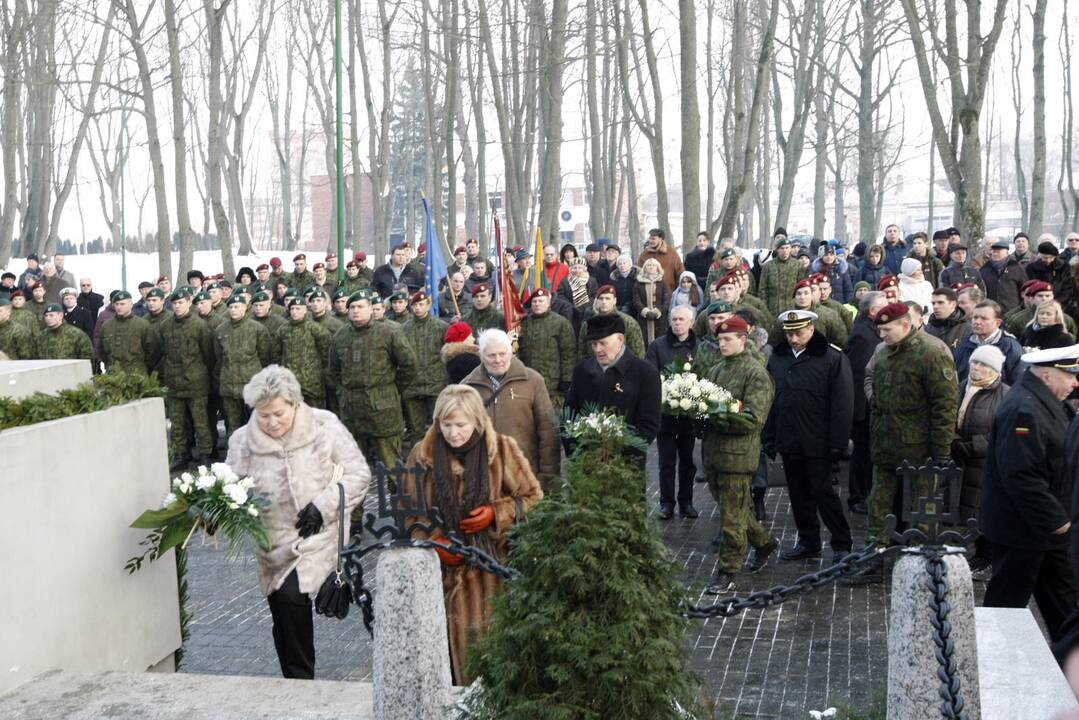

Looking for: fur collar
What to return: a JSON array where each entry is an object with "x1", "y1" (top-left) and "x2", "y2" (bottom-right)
[
  {"x1": 441, "y1": 341, "x2": 479, "y2": 363},
  {"x1": 244, "y1": 402, "x2": 318, "y2": 455},
  {"x1": 413, "y1": 422, "x2": 499, "y2": 468},
  {"x1": 774, "y1": 328, "x2": 830, "y2": 357}
]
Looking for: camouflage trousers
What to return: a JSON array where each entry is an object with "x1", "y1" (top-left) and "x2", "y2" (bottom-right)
[
  {"x1": 167, "y1": 396, "x2": 213, "y2": 461},
  {"x1": 867, "y1": 464, "x2": 929, "y2": 544},
  {"x1": 301, "y1": 391, "x2": 325, "y2": 410},
  {"x1": 349, "y1": 432, "x2": 402, "y2": 524},
  {"x1": 324, "y1": 387, "x2": 339, "y2": 416},
  {"x1": 222, "y1": 397, "x2": 251, "y2": 439},
  {"x1": 708, "y1": 472, "x2": 772, "y2": 573},
  {"x1": 404, "y1": 396, "x2": 438, "y2": 444}
]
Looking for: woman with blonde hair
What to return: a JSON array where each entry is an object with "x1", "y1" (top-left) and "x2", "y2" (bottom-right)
[
  {"x1": 404, "y1": 384, "x2": 543, "y2": 685},
  {"x1": 632, "y1": 257, "x2": 671, "y2": 344},
  {"x1": 1022, "y1": 299, "x2": 1075, "y2": 349}
]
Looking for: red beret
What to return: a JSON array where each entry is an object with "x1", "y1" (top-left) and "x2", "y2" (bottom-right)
[
  {"x1": 157, "y1": 275, "x2": 169, "y2": 283},
  {"x1": 256, "y1": 264, "x2": 270, "y2": 271},
  {"x1": 410, "y1": 290, "x2": 429, "y2": 304},
  {"x1": 530, "y1": 287, "x2": 551, "y2": 300},
  {"x1": 346, "y1": 260, "x2": 360, "y2": 269},
  {"x1": 715, "y1": 316, "x2": 750, "y2": 335},
  {"x1": 418, "y1": 243, "x2": 427, "y2": 253},
  {"x1": 313, "y1": 262, "x2": 325, "y2": 270},
  {"x1": 950, "y1": 282, "x2": 975, "y2": 291},
  {"x1": 400, "y1": 241, "x2": 412, "y2": 249},
  {"x1": 877, "y1": 275, "x2": 898, "y2": 290},
  {"x1": 454, "y1": 246, "x2": 467, "y2": 255},
  {"x1": 596, "y1": 284, "x2": 616, "y2": 297},
  {"x1": 325, "y1": 253, "x2": 337, "y2": 261},
  {"x1": 874, "y1": 302, "x2": 910, "y2": 325},
  {"x1": 10, "y1": 289, "x2": 23, "y2": 298},
  {"x1": 444, "y1": 321, "x2": 473, "y2": 344},
  {"x1": 1025, "y1": 280, "x2": 1053, "y2": 296},
  {"x1": 714, "y1": 272, "x2": 739, "y2": 289},
  {"x1": 270, "y1": 257, "x2": 282, "y2": 268},
  {"x1": 472, "y1": 282, "x2": 491, "y2": 295},
  {"x1": 811, "y1": 273, "x2": 830, "y2": 284},
  {"x1": 31, "y1": 281, "x2": 43, "y2": 290},
  {"x1": 354, "y1": 251, "x2": 367, "y2": 263},
  {"x1": 792, "y1": 277, "x2": 814, "y2": 296},
  {"x1": 292, "y1": 253, "x2": 306, "y2": 263}
]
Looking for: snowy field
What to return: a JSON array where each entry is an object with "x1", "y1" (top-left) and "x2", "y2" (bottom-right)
[{"x1": 2, "y1": 250, "x2": 338, "y2": 295}]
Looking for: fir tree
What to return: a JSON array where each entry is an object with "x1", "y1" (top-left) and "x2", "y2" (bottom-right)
[{"x1": 461, "y1": 411, "x2": 699, "y2": 720}]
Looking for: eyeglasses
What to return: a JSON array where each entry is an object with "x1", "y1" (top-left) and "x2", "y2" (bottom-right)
[{"x1": 80, "y1": 283, "x2": 91, "y2": 287}]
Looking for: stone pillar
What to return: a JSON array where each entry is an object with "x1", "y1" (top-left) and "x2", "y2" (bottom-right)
[
  {"x1": 887, "y1": 551, "x2": 981, "y2": 720},
  {"x1": 372, "y1": 547, "x2": 453, "y2": 720}
]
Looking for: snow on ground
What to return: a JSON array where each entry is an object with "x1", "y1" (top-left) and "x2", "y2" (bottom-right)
[{"x1": 3, "y1": 250, "x2": 336, "y2": 294}]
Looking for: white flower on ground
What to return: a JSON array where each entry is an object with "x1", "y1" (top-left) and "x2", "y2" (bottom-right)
[
  {"x1": 197, "y1": 465, "x2": 209, "y2": 477},
  {"x1": 808, "y1": 709, "x2": 837, "y2": 719},
  {"x1": 180, "y1": 472, "x2": 194, "y2": 485},
  {"x1": 178, "y1": 482, "x2": 192, "y2": 494},
  {"x1": 172, "y1": 477, "x2": 182, "y2": 488},
  {"x1": 683, "y1": 363, "x2": 691, "y2": 371},
  {"x1": 161, "y1": 493, "x2": 177, "y2": 509}
]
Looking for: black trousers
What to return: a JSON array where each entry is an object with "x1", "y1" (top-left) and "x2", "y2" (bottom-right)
[
  {"x1": 985, "y1": 543, "x2": 1079, "y2": 643},
  {"x1": 657, "y1": 431, "x2": 696, "y2": 508},
  {"x1": 781, "y1": 454, "x2": 852, "y2": 551},
  {"x1": 267, "y1": 570, "x2": 316, "y2": 679},
  {"x1": 847, "y1": 419, "x2": 872, "y2": 505}
]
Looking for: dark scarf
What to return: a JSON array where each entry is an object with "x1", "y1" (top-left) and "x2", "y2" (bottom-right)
[{"x1": 432, "y1": 430, "x2": 490, "y2": 533}]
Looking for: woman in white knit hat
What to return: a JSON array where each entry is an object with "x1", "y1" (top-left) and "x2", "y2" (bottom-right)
[
  {"x1": 951, "y1": 343, "x2": 1008, "y2": 579},
  {"x1": 897, "y1": 256, "x2": 935, "y2": 313}
]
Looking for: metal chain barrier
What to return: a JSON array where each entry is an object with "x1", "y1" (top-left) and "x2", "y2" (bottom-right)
[{"x1": 925, "y1": 552, "x2": 969, "y2": 720}]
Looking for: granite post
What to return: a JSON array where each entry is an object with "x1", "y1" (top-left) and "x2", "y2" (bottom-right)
[
  {"x1": 887, "y1": 551, "x2": 981, "y2": 719},
  {"x1": 372, "y1": 547, "x2": 453, "y2": 720}
]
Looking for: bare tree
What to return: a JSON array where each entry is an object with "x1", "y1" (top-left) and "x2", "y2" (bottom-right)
[
  {"x1": 678, "y1": 0, "x2": 700, "y2": 251},
  {"x1": 1058, "y1": 4, "x2": 1079, "y2": 231},
  {"x1": 1011, "y1": 7, "x2": 1029, "y2": 230},
  {"x1": 0, "y1": 0, "x2": 28, "y2": 266},
  {"x1": 162, "y1": 0, "x2": 197, "y2": 277},
  {"x1": 1028, "y1": 0, "x2": 1047, "y2": 235}
]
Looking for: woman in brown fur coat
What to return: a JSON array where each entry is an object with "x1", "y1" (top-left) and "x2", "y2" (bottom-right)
[{"x1": 405, "y1": 384, "x2": 543, "y2": 685}]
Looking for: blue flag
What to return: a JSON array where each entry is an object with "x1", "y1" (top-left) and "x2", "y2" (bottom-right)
[{"x1": 422, "y1": 197, "x2": 447, "y2": 317}]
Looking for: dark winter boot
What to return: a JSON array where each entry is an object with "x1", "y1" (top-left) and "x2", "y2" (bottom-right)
[{"x1": 752, "y1": 487, "x2": 766, "y2": 521}]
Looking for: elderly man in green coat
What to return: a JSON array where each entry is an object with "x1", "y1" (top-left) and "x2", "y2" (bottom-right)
[
  {"x1": 401, "y1": 290, "x2": 449, "y2": 441},
  {"x1": 517, "y1": 287, "x2": 576, "y2": 407},
  {"x1": 158, "y1": 287, "x2": 216, "y2": 468},
  {"x1": 701, "y1": 314, "x2": 779, "y2": 595},
  {"x1": 99, "y1": 291, "x2": 162, "y2": 376},
  {"x1": 214, "y1": 295, "x2": 273, "y2": 438}
]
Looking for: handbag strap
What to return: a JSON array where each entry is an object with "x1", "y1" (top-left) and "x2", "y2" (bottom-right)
[
  {"x1": 484, "y1": 382, "x2": 509, "y2": 408},
  {"x1": 332, "y1": 464, "x2": 345, "y2": 573}
]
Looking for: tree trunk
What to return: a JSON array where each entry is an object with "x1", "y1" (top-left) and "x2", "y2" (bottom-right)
[
  {"x1": 537, "y1": 0, "x2": 568, "y2": 247},
  {"x1": 0, "y1": 0, "x2": 26, "y2": 267},
  {"x1": 163, "y1": 0, "x2": 196, "y2": 279},
  {"x1": 1029, "y1": 0, "x2": 1047, "y2": 236},
  {"x1": 678, "y1": 0, "x2": 700, "y2": 252},
  {"x1": 204, "y1": 0, "x2": 233, "y2": 272}
]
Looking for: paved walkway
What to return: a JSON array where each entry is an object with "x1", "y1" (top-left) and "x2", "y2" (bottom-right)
[{"x1": 180, "y1": 453, "x2": 915, "y2": 717}]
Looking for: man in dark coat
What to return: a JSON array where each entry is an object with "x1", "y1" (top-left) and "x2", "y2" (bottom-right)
[
  {"x1": 684, "y1": 231, "x2": 716, "y2": 288},
  {"x1": 372, "y1": 243, "x2": 424, "y2": 298},
  {"x1": 763, "y1": 310, "x2": 854, "y2": 563},
  {"x1": 938, "y1": 243, "x2": 985, "y2": 291},
  {"x1": 565, "y1": 313, "x2": 661, "y2": 461},
  {"x1": 980, "y1": 239, "x2": 1028, "y2": 313},
  {"x1": 644, "y1": 306, "x2": 699, "y2": 519},
  {"x1": 1026, "y1": 240, "x2": 1074, "y2": 311},
  {"x1": 76, "y1": 277, "x2": 105, "y2": 318},
  {"x1": 60, "y1": 287, "x2": 95, "y2": 338},
  {"x1": 981, "y1": 345, "x2": 1079, "y2": 643},
  {"x1": 844, "y1": 291, "x2": 887, "y2": 513},
  {"x1": 953, "y1": 300, "x2": 1025, "y2": 386},
  {"x1": 926, "y1": 287, "x2": 972, "y2": 352}
]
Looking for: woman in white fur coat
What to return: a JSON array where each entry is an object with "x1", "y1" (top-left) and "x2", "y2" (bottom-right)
[
  {"x1": 897, "y1": 256, "x2": 935, "y2": 313},
  {"x1": 226, "y1": 364, "x2": 369, "y2": 679}
]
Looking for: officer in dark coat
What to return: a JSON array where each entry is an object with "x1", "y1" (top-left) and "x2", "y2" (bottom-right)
[
  {"x1": 565, "y1": 313, "x2": 662, "y2": 461},
  {"x1": 844, "y1": 291, "x2": 887, "y2": 513},
  {"x1": 981, "y1": 343, "x2": 1079, "y2": 643},
  {"x1": 763, "y1": 310, "x2": 854, "y2": 563}
]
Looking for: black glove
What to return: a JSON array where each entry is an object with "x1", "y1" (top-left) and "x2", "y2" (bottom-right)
[
  {"x1": 558, "y1": 381, "x2": 571, "y2": 394},
  {"x1": 950, "y1": 438, "x2": 969, "y2": 461},
  {"x1": 295, "y1": 503, "x2": 324, "y2": 538}
]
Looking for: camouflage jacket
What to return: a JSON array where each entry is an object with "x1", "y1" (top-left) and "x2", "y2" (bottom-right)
[
  {"x1": 822, "y1": 298, "x2": 853, "y2": 332},
  {"x1": 11, "y1": 307, "x2": 38, "y2": 336},
  {"x1": 702, "y1": 349, "x2": 774, "y2": 474},
  {"x1": 158, "y1": 313, "x2": 215, "y2": 397},
  {"x1": 33, "y1": 320, "x2": 94, "y2": 362},
  {"x1": 577, "y1": 310, "x2": 645, "y2": 360},
  {"x1": 400, "y1": 313, "x2": 449, "y2": 399},
  {"x1": 339, "y1": 268, "x2": 374, "y2": 294},
  {"x1": 870, "y1": 328, "x2": 958, "y2": 468},
  {"x1": 275, "y1": 318, "x2": 332, "y2": 401},
  {"x1": 99, "y1": 314, "x2": 163, "y2": 376},
  {"x1": 0, "y1": 318, "x2": 34, "y2": 359},
  {"x1": 252, "y1": 312, "x2": 287, "y2": 341},
  {"x1": 758, "y1": 256, "x2": 805, "y2": 316},
  {"x1": 311, "y1": 311, "x2": 345, "y2": 338},
  {"x1": 327, "y1": 320, "x2": 418, "y2": 436},
  {"x1": 145, "y1": 310, "x2": 169, "y2": 328},
  {"x1": 286, "y1": 269, "x2": 318, "y2": 292},
  {"x1": 462, "y1": 304, "x2": 506, "y2": 334},
  {"x1": 214, "y1": 318, "x2": 273, "y2": 398},
  {"x1": 518, "y1": 309, "x2": 576, "y2": 393}
]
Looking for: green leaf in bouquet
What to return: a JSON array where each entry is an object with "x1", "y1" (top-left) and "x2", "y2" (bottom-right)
[
  {"x1": 158, "y1": 518, "x2": 198, "y2": 555},
  {"x1": 129, "y1": 500, "x2": 190, "y2": 529}
]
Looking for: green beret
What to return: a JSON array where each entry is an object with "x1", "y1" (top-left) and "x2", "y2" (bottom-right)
[
  {"x1": 108, "y1": 290, "x2": 123, "y2": 302},
  {"x1": 205, "y1": 281, "x2": 220, "y2": 290},
  {"x1": 194, "y1": 291, "x2": 212, "y2": 302},
  {"x1": 389, "y1": 290, "x2": 408, "y2": 302},
  {"x1": 44, "y1": 303, "x2": 63, "y2": 313},
  {"x1": 332, "y1": 288, "x2": 349, "y2": 301},
  {"x1": 226, "y1": 295, "x2": 247, "y2": 306},
  {"x1": 112, "y1": 290, "x2": 132, "y2": 302},
  {"x1": 290, "y1": 297, "x2": 307, "y2": 308},
  {"x1": 309, "y1": 289, "x2": 328, "y2": 300},
  {"x1": 706, "y1": 300, "x2": 734, "y2": 315},
  {"x1": 283, "y1": 288, "x2": 298, "y2": 299},
  {"x1": 251, "y1": 291, "x2": 271, "y2": 303},
  {"x1": 252, "y1": 282, "x2": 268, "y2": 293},
  {"x1": 146, "y1": 288, "x2": 166, "y2": 299},
  {"x1": 232, "y1": 284, "x2": 248, "y2": 295},
  {"x1": 0, "y1": 297, "x2": 11, "y2": 307},
  {"x1": 348, "y1": 288, "x2": 376, "y2": 306},
  {"x1": 171, "y1": 286, "x2": 194, "y2": 301}
]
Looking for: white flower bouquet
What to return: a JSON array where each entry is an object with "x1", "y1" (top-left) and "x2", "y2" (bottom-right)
[
  {"x1": 661, "y1": 360, "x2": 743, "y2": 422},
  {"x1": 126, "y1": 463, "x2": 271, "y2": 573}
]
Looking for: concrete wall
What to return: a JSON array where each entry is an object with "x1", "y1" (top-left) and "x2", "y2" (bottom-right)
[
  {"x1": 0, "y1": 359, "x2": 92, "y2": 400},
  {"x1": 0, "y1": 397, "x2": 181, "y2": 694}
]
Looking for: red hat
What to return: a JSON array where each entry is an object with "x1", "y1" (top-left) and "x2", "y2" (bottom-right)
[
  {"x1": 715, "y1": 316, "x2": 750, "y2": 334},
  {"x1": 354, "y1": 251, "x2": 367, "y2": 263},
  {"x1": 444, "y1": 321, "x2": 473, "y2": 344},
  {"x1": 292, "y1": 253, "x2": 306, "y2": 263},
  {"x1": 31, "y1": 281, "x2": 43, "y2": 290},
  {"x1": 157, "y1": 275, "x2": 169, "y2": 283},
  {"x1": 346, "y1": 260, "x2": 360, "y2": 269},
  {"x1": 596, "y1": 284, "x2": 616, "y2": 297},
  {"x1": 530, "y1": 287, "x2": 551, "y2": 300},
  {"x1": 454, "y1": 246, "x2": 467, "y2": 255},
  {"x1": 270, "y1": 257, "x2": 282, "y2": 268},
  {"x1": 313, "y1": 262, "x2": 325, "y2": 271},
  {"x1": 1025, "y1": 280, "x2": 1053, "y2": 296},
  {"x1": 410, "y1": 290, "x2": 429, "y2": 304},
  {"x1": 792, "y1": 277, "x2": 814, "y2": 296},
  {"x1": 325, "y1": 253, "x2": 337, "y2": 261},
  {"x1": 874, "y1": 302, "x2": 910, "y2": 325},
  {"x1": 714, "y1": 272, "x2": 739, "y2": 289},
  {"x1": 11, "y1": 289, "x2": 23, "y2": 298},
  {"x1": 418, "y1": 243, "x2": 426, "y2": 253},
  {"x1": 472, "y1": 282, "x2": 491, "y2": 296},
  {"x1": 256, "y1": 263, "x2": 270, "y2": 271},
  {"x1": 400, "y1": 241, "x2": 412, "y2": 249},
  {"x1": 811, "y1": 272, "x2": 830, "y2": 284},
  {"x1": 877, "y1": 274, "x2": 898, "y2": 291}
]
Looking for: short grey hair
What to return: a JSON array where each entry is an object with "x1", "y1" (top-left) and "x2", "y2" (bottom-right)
[
  {"x1": 859, "y1": 291, "x2": 885, "y2": 318},
  {"x1": 670, "y1": 305, "x2": 695, "y2": 321},
  {"x1": 243, "y1": 364, "x2": 304, "y2": 408},
  {"x1": 477, "y1": 328, "x2": 512, "y2": 356}
]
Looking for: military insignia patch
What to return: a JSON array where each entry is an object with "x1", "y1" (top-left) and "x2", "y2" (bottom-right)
[{"x1": 1015, "y1": 427, "x2": 1030, "y2": 436}]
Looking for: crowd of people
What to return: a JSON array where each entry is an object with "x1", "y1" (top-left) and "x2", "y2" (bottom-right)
[{"x1": 2, "y1": 223, "x2": 1079, "y2": 680}]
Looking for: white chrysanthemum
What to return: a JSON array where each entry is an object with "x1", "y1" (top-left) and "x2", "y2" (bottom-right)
[
  {"x1": 161, "y1": 492, "x2": 177, "y2": 508},
  {"x1": 683, "y1": 363, "x2": 692, "y2": 371},
  {"x1": 228, "y1": 502, "x2": 239, "y2": 510},
  {"x1": 172, "y1": 477, "x2": 182, "y2": 488},
  {"x1": 689, "y1": 386, "x2": 701, "y2": 398},
  {"x1": 195, "y1": 473, "x2": 216, "y2": 491},
  {"x1": 679, "y1": 398, "x2": 693, "y2": 410},
  {"x1": 223, "y1": 484, "x2": 249, "y2": 506},
  {"x1": 197, "y1": 465, "x2": 209, "y2": 476},
  {"x1": 698, "y1": 402, "x2": 707, "y2": 412},
  {"x1": 240, "y1": 477, "x2": 255, "y2": 490}
]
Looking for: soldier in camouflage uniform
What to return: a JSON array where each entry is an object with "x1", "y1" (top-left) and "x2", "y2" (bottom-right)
[
  {"x1": 213, "y1": 295, "x2": 273, "y2": 438},
  {"x1": 327, "y1": 289, "x2": 418, "y2": 472},
  {"x1": 250, "y1": 291, "x2": 286, "y2": 338},
  {"x1": 308, "y1": 289, "x2": 344, "y2": 336},
  {"x1": 143, "y1": 288, "x2": 169, "y2": 328},
  {"x1": 758, "y1": 235, "x2": 805, "y2": 316},
  {"x1": 692, "y1": 300, "x2": 735, "y2": 379},
  {"x1": 0, "y1": 298, "x2": 33, "y2": 359},
  {"x1": 400, "y1": 290, "x2": 449, "y2": 441},
  {"x1": 461, "y1": 283, "x2": 505, "y2": 333},
  {"x1": 194, "y1": 289, "x2": 226, "y2": 448},
  {"x1": 285, "y1": 253, "x2": 317, "y2": 291},
  {"x1": 385, "y1": 290, "x2": 410, "y2": 323},
  {"x1": 28, "y1": 283, "x2": 48, "y2": 328},
  {"x1": 735, "y1": 268, "x2": 771, "y2": 324},
  {"x1": 517, "y1": 287, "x2": 576, "y2": 407},
  {"x1": 206, "y1": 283, "x2": 229, "y2": 326},
  {"x1": 768, "y1": 278, "x2": 847, "y2": 348},
  {"x1": 274, "y1": 298, "x2": 333, "y2": 407},
  {"x1": 9, "y1": 292, "x2": 38, "y2": 336},
  {"x1": 814, "y1": 273, "x2": 854, "y2": 333},
  {"x1": 577, "y1": 285, "x2": 645, "y2": 359},
  {"x1": 99, "y1": 291, "x2": 162, "y2": 376},
  {"x1": 701, "y1": 315, "x2": 779, "y2": 594},
  {"x1": 373, "y1": 294, "x2": 402, "y2": 328},
  {"x1": 312, "y1": 262, "x2": 338, "y2": 297},
  {"x1": 844, "y1": 302, "x2": 958, "y2": 584},
  {"x1": 332, "y1": 288, "x2": 350, "y2": 319},
  {"x1": 157, "y1": 287, "x2": 216, "y2": 468},
  {"x1": 339, "y1": 259, "x2": 373, "y2": 295},
  {"x1": 702, "y1": 272, "x2": 770, "y2": 338},
  {"x1": 34, "y1": 303, "x2": 94, "y2": 361}
]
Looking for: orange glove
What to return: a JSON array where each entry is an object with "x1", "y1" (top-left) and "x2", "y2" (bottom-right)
[
  {"x1": 459, "y1": 505, "x2": 495, "y2": 534},
  {"x1": 432, "y1": 536, "x2": 464, "y2": 566}
]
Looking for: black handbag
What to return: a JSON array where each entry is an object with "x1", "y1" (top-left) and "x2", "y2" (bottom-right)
[{"x1": 315, "y1": 468, "x2": 353, "y2": 620}]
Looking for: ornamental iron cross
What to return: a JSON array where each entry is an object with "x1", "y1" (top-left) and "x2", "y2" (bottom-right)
[
  {"x1": 362, "y1": 460, "x2": 447, "y2": 545},
  {"x1": 883, "y1": 459, "x2": 979, "y2": 548}
]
